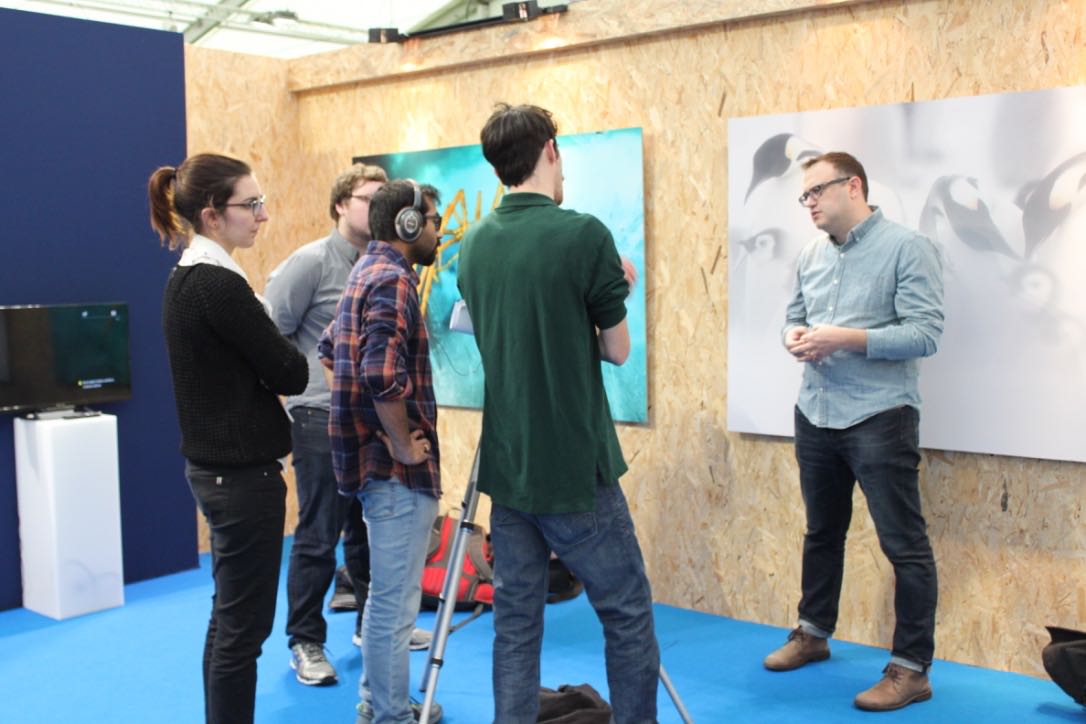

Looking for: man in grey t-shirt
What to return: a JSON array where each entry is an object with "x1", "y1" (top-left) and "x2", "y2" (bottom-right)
[{"x1": 265, "y1": 163, "x2": 386, "y2": 686}]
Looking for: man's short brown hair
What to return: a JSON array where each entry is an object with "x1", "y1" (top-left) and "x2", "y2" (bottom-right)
[
  {"x1": 480, "y1": 103, "x2": 558, "y2": 187},
  {"x1": 802, "y1": 152, "x2": 869, "y2": 201},
  {"x1": 329, "y1": 163, "x2": 388, "y2": 221}
]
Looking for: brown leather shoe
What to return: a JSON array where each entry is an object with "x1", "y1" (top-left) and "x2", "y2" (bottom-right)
[
  {"x1": 763, "y1": 627, "x2": 831, "y2": 671},
  {"x1": 854, "y1": 663, "x2": 933, "y2": 711}
]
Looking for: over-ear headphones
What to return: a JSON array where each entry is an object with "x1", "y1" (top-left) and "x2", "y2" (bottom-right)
[{"x1": 394, "y1": 180, "x2": 424, "y2": 243}]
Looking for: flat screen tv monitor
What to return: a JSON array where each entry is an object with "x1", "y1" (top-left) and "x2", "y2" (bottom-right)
[{"x1": 0, "y1": 302, "x2": 131, "y2": 414}]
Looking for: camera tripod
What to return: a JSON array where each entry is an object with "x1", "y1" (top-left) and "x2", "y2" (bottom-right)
[{"x1": 417, "y1": 446, "x2": 694, "y2": 724}]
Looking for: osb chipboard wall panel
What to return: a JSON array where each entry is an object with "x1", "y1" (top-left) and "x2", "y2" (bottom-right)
[
  {"x1": 184, "y1": 46, "x2": 324, "y2": 285},
  {"x1": 183, "y1": 45, "x2": 313, "y2": 550},
  {"x1": 286, "y1": 0, "x2": 879, "y2": 93},
  {"x1": 185, "y1": 0, "x2": 1086, "y2": 675}
]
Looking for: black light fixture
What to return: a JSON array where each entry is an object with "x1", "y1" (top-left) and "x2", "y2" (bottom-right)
[
  {"x1": 502, "y1": 1, "x2": 542, "y2": 21},
  {"x1": 368, "y1": 27, "x2": 404, "y2": 44},
  {"x1": 500, "y1": 2, "x2": 569, "y2": 23},
  {"x1": 366, "y1": 3, "x2": 570, "y2": 43}
]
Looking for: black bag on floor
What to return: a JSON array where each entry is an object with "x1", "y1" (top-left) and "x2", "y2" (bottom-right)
[
  {"x1": 547, "y1": 556, "x2": 584, "y2": 604},
  {"x1": 1042, "y1": 625, "x2": 1086, "y2": 706},
  {"x1": 537, "y1": 683, "x2": 612, "y2": 723}
]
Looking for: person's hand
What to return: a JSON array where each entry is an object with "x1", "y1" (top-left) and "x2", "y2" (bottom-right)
[
  {"x1": 620, "y1": 256, "x2": 638, "y2": 295},
  {"x1": 791, "y1": 325, "x2": 841, "y2": 363},
  {"x1": 784, "y1": 326, "x2": 809, "y2": 358},
  {"x1": 375, "y1": 428, "x2": 431, "y2": 465}
]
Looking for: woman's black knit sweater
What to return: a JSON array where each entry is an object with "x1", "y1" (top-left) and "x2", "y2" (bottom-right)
[{"x1": 162, "y1": 264, "x2": 308, "y2": 467}]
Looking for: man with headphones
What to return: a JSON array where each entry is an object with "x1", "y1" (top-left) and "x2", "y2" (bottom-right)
[
  {"x1": 266, "y1": 163, "x2": 386, "y2": 687},
  {"x1": 318, "y1": 179, "x2": 445, "y2": 723}
]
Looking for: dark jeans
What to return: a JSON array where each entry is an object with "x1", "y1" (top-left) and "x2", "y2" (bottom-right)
[
  {"x1": 285, "y1": 407, "x2": 369, "y2": 647},
  {"x1": 794, "y1": 405, "x2": 938, "y2": 668},
  {"x1": 342, "y1": 494, "x2": 370, "y2": 635},
  {"x1": 490, "y1": 481, "x2": 659, "y2": 724},
  {"x1": 188, "y1": 463, "x2": 286, "y2": 724}
]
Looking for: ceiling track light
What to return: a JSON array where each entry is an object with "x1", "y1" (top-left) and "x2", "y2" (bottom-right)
[
  {"x1": 502, "y1": 1, "x2": 541, "y2": 21},
  {"x1": 394, "y1": 2, "x2": 570, "y2": 42},
  {"x1": 368, "y1": 27, "x2": 405, "y2": 44},
  {"x1": 500, "y1": 2, "x2": 569, "y2": 23},
  {"x1": 501, "y1": 1, "x2": 570, "y2": 23}
]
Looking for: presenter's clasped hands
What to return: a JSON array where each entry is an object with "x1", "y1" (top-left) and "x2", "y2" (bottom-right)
[{"x1": 786, "y1": 324, "x2": 867, "y2": 363}]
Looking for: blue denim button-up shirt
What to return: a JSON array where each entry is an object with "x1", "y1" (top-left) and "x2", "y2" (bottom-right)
[{"x1": 784, "y1": 208, "x2": 944, "y2": 429}]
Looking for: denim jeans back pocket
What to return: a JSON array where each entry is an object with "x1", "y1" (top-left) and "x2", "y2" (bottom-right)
[{"x1": 540, "y1": 510, "x2": 598, "y2": 550}]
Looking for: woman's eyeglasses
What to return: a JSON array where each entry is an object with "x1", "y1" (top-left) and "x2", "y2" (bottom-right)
[{"x1": 222, "y1": 195, "x2": 266, "y2": 216}]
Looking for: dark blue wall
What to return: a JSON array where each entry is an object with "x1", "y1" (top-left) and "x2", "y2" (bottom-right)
[{"x1": 0, "y1": 9, "x2": 195, "y2": 609}]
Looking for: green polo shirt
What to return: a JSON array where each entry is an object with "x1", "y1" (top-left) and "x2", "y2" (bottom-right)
[{"x1": 457, "y1": 192, "x2": 629, "y2": 514}]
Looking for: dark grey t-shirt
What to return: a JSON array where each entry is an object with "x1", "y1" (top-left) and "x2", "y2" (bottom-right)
[{"x1": 265, "y1": 227, "x2": 359, "y2": 412}]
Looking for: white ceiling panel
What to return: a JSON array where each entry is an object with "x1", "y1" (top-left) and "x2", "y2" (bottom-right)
[{"x1": 0, "y1": 0, "x2": 493, "y2": 58}]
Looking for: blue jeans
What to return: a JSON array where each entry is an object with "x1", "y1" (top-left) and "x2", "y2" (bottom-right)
[
  {"x1": 794, "y1": 405, "x2": 938, "y2": 668},
  {"x1": 358, "y1": 479, "x2": 438, "y2": 723},
  {"x1": 188, "y1": 463, "x2": 285, "y2": 724},
  {"x1": 285, "y1": 407, "x2": 369, "y2": 647},
  {"x1": 490, "y1": 481, "x2": 659, "y2": 724}
]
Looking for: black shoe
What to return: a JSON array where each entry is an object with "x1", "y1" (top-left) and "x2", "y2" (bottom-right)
[{"x1": 329, "y1": 566, "x2": 358, "y2": 611}]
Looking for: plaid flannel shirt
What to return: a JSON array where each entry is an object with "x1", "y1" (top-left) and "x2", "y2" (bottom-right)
[{"x1": 318, "y1": 241, "x2": 440, "y2": 499}]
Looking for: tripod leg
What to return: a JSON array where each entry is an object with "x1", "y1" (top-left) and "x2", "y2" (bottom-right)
[
  {"x1": 419, "y1": 444, "x2": 482, "y2": 724},
  {"x1": 659, "y1": 663, "x2": 694, "y2": 724}
]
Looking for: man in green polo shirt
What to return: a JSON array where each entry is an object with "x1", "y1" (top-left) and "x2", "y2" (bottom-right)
[{"x1": 458, "y1": 103, "x2": 659, "y2": 724}]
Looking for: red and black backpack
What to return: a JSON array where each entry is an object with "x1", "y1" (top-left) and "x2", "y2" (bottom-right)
[{"x1": 420, "y1": 514, "x2": 494, "y2": 610}]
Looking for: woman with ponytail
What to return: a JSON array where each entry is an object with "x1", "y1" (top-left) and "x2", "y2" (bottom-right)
[{"x1": 148, "y1": 153, "x2": 307, "y2": 724}]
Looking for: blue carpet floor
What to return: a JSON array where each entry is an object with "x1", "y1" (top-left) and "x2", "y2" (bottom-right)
[{"x1": 0, "y1": 540, "x2": 1078, "y2": 723}]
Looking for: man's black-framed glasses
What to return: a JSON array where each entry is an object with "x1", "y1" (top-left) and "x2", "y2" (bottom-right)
[
  {"x1": 223, "y1": 195, "x2": 266, "y2": 216},
  {"x1": 798, "y1": 177, "x2": 851, "y2": 205}
]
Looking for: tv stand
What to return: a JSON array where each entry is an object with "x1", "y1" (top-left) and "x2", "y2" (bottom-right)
[{"x1": 14, "y1": 413, "x2": 124, "y2": 619}]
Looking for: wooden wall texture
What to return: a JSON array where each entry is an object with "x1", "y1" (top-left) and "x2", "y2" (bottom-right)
[{"x1": 185, "y1": 0, "x2": 1086, "y2": 676}]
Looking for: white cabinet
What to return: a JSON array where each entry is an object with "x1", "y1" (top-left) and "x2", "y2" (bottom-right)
[{"x1": 14, "y1": 414, "x2": 124, "y2": 619}]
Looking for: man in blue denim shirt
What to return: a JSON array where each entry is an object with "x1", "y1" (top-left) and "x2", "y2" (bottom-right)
[{"x1": 764, "y1": 152, "x2": 944, "y2": 712}]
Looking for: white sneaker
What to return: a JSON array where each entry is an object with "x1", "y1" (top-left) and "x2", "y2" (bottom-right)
[
  {"x1": 409, "y1": 628, "x2": 433, "y2": 651},
  {"x1": 355, "y1": 697, "x2": 441, "y2": 723},
  {"x1": 353, "y1": 627, "x2": 432, "y2": 651},
  {"x1": 290, "y1": 641, "x2": 337, "y2": 686}
]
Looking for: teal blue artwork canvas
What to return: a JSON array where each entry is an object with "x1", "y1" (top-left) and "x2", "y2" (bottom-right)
[{"x1": 356, "y1": 127, "x2": 647, "y2": 423}]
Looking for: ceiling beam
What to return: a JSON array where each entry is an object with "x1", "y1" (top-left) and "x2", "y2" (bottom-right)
[{"x1": 183, "y1": 0, "x2": 249, "y2": 43}]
